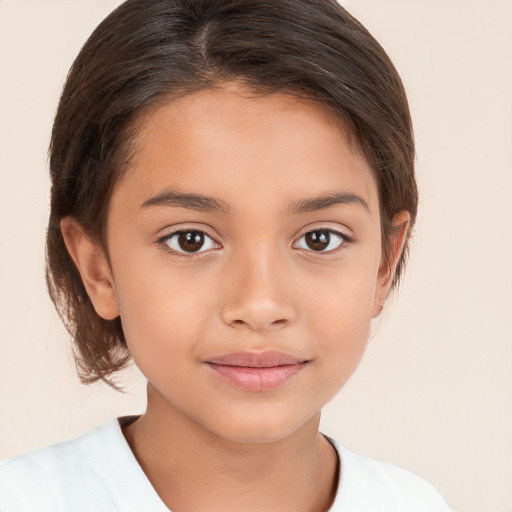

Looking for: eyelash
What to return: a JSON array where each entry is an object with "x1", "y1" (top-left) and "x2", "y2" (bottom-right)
[{"x1": 157, "y1": 227, "x2": 353, "y2": 258}]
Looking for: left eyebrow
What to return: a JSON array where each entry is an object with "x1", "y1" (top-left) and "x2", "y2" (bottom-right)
[{"x1": 284, "y1": 192, "x2": 370, "y2": 215}]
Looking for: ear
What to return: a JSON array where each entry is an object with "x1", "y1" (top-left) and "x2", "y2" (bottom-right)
[
  {"x1": 60, "y1": 218, "x2": 120, "y2": 320},
  {"x1": 372, "y1": 210, "x2": 410, "y2": 317}
]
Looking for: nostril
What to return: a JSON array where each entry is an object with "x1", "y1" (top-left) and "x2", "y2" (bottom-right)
[{"x1": 228, "y1": 318, "x2": 288, "y2": 329}]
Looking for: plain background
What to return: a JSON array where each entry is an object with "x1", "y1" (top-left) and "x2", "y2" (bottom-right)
[{"x1": 0, "y1": 1, "x2": 511, "y2": 511}]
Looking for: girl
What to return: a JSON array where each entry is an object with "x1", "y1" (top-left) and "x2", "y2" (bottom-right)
[{"x1": 0, "y1": 1, "x2": 451, "y2": 510}]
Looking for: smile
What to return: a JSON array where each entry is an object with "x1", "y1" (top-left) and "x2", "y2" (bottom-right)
[{"x1": 205, "y1": 351, "x2": 309, "y2": 392}]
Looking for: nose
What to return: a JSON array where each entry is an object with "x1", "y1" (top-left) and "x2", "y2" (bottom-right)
[{"x1": 220, "y1": 248, "x2": 297, "y2": 332}]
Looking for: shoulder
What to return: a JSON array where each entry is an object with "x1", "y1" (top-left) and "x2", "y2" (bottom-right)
[
  {"x1": 0, "y1": 421, "x2": 120, "y2": 511},
  {"x1": 329, "y1": 439, "x2": 451, "y2": 511}
]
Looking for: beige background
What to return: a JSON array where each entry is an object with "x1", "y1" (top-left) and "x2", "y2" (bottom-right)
[{"x1": 1, "y1": 1, "x2": 511, "y2": 511}]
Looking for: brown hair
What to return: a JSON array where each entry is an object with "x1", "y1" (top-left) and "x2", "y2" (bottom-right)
[{"x1": 46, "y1": 0, "x2": 417, "y2": 387}]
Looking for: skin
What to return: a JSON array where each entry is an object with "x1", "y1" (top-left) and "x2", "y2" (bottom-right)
[{"x1": 62, "y1": 83, "x2": 409, "y2": 512}]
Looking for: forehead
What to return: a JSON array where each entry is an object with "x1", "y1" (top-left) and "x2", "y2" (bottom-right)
[{"x1": 115, "y1": 83, "x2": 379, "y2": 216}]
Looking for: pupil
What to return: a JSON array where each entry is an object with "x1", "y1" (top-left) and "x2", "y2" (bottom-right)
[
  {"x1": 306, "y1": 230, "x2": 330, "y2": 251},
  {"x1": 178, "y1": 231, "x2": 204, "y2": 252}
]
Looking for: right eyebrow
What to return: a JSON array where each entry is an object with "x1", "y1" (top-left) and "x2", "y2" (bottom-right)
[{"x1": 140, "y1": 189, "x2": 234, "y2": 215}]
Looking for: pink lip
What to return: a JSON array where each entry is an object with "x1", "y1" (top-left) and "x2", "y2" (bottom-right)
[{"x1": 205, "y1": 351, "x2": 309, "y2": 392}]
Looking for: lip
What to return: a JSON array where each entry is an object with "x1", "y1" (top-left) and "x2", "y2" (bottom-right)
[{"x1": 205, "y1": 350, "x2": 309, "y2": 392}]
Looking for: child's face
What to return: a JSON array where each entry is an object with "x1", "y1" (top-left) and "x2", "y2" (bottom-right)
[{"x1": 99, "y1": 83, "x2": 402, "y2": 442}]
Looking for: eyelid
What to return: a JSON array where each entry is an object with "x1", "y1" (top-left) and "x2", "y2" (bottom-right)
[{"x1": 294, "y1": 222, "x2": 354, "y2": 240}]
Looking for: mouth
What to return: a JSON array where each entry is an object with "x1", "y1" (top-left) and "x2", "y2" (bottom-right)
[{"x1": 205, "y1": 350, "x2": 310, "y2": 392}]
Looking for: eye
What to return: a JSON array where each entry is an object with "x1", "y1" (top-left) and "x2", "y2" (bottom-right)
[
  {"x1": 295, "y1": 229, "x2": 346, "y2": 253},
  {"x1": 162, "y1": 230, "x2": 219, "y2": 254}
]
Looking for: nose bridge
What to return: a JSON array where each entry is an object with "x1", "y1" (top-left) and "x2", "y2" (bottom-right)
[{"x1": 221, "y1": 241, "x2": 296, "y2": 331}]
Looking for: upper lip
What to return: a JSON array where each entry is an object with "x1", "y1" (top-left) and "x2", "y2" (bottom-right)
[{"x1": 206, "y1": 350, "x2": 308, "y2": 368}]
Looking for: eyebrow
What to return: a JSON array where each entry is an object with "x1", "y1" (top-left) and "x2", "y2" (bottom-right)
[
  {"x1": 140, "y1": 189, "x2": 369, "y2": 215},
  {"x1": 141, "y1": 190, "x2": 233, "y2": 214},
  {"x1": 285, "y1": 191, "x2": 370, "y2": 215}
]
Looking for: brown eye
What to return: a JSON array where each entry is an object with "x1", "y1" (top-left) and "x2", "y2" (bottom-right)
[
  {"x1": 305, "y1": 230, "x2": 329, "y2": 251},
  {"x1": 178, "y1": 231, "x2": 204, "y2": 252},
  {"x1": 164, "y1": 230, "x2": 218, "y2": 254},
  {"x1": 296, "y1": 229, "x2": 345, "y2": 252}
]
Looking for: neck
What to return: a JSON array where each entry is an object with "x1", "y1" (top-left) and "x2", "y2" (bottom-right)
[{"x1": 122, "y1": 384, "x2": 339, "y2": 512}]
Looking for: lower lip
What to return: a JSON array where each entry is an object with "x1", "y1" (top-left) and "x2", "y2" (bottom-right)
[{"x1": 206, "y1": 362, "x2": 307, "y2": 392}]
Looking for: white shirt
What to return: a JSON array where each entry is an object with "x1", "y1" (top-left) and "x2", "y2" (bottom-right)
[{"x1": 0, "y1": 418, "x2": 451, "y2": 511}]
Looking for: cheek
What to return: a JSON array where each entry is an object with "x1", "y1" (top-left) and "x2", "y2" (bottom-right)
[
  {"x1": 306, "y1": 255, "x2": 379, "y2": 371},
  {"x1": 113, "y1": 261, "x2": 217, "y2": 365}
]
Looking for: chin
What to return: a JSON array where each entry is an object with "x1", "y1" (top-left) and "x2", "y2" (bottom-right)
[{"x1": 200, "y1": 408, "x2": 321, "y2": 445}]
